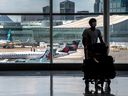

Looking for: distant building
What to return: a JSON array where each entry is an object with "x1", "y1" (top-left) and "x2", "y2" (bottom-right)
[
  {"x1": 98, "y1": 0, "x2": 128, "y2": 12},
  {"x1": 60, "y1": 0, "x2": 75, "y2": 20},
  {"x1": 0, "y1": 15, "x2": 13, "y2": 22},
  {"x1": 0, "y1": 15, "x2": 22, "y2": 41},
  {"x1": 43, "y1": 6, "x2": 50, "y2": 13},
  {"x1": 94, "y1": 0, "x2": 100, "y2": 13},
  {"x1": 75, "y1": 11, "x2": 89, "y2": 20},
  {"x1": 21, "y1": 16, "x2": 43, "y2": 22},
  {"x1": 42, "y1": 5, "x2": 50, "y2": 20},
  {"x1": 110, "y1": 0, "x2": 128, "y2": 12}
]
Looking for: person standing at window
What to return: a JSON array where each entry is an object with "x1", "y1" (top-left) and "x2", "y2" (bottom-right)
[{"x1": 82, "y1": 18, "x2": 104, "y2": 59}]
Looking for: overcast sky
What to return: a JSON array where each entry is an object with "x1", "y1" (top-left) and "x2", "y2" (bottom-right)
[{"x1": 0, "y1": 0, "x2": 95, "y2": 21}]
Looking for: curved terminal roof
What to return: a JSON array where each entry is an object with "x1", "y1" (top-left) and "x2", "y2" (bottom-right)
[
  {"x1": 54, "y1": 15, "x2": 128, "y2": 28},
  {"x1": 0, "y1": 15, "x2": 13, "y2": 22}
]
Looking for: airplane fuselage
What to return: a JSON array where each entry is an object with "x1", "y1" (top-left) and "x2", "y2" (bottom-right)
[{"x1": 0, "y1": 51, "x2": 45, "y2": 59}]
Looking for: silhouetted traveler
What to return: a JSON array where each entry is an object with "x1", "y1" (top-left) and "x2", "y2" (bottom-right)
[
  {"x1": 82, "y1": 18, "x2": 104, "y2": 59},
  {"x1": 82, "y1": 18, "x2": 105, "y2": 93},
  {"x1": 82, "y1": 18, "x2": 116, "y2": 94}
]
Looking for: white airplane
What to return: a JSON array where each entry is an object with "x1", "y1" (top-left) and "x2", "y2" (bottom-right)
[
  {"x1": 110, "y1": 42, "x2": 128, "y2": 50},
  {"x1": 14, "y1": 49, "x2": 50, "y2": 63},
  {"x1": 54, "y1": 40, "x2": 81, "y2": 58},
  {"x1": 0, "y1": 50, "x2": 46, "y2": 59},
  {"x1": 0, "y1": 59, "x2": 9, "y2": 63}
]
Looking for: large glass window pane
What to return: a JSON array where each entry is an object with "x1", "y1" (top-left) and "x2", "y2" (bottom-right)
[
  {"x1": 110, "y1": 0, "x2": 128, "y2": 13},
  {"x1": 0, "y1": 73, "x2": 50, "y2": 96},
  {"x1": 53, "y1": 71, "x2": 84, "y2": 96},
  {"x1": 0, "y1": 0, "x2": 49, "y2": 13},
  {"x1": 53, "y1": 15, "x2": 104, "y2": 63},
  {"x1": 0, "y1": 15, "x2": 50, "y2": 63},
  {"x1": 53, "y1": 0, "x2": 103, "y2": 13},
  {"x1": 109, "y1": 15, "x2": 128, "y2": 63}
]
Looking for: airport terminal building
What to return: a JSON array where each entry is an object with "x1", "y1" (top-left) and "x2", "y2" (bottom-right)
[{"x1": 0, "y1": 15, "x2": 128, "y2": 46}]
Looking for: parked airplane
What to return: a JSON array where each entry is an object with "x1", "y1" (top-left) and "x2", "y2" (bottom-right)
[
  {"x1": 14, "y1": 49, "x2": 50, "y2": 63},
  {"x1": 0, "y1": 50, "x2": 46, "y2": 59},
  {"x1": 110, "y1": 42, "x2": 128, "y2": 50},
  {"x1": 0, "y1": 29, "x2": 38, "y2": 48},
  {"x1": 0, "y1": 40, "x2": 80, "y2": 61},
  {"x1": 55, "y1": 40, "x2": 80, "y2": 57},
  {"x1": 0, "y1": 59, "x2": 9, "y2": 63}
]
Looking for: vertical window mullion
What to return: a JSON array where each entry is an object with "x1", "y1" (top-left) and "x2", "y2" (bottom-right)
[
  {"x1": 50, "y1": 0, "x2": 53, "y2": 64},
  {"x1": 104, "y1": 0, "x2": 110, "y2": 46}
]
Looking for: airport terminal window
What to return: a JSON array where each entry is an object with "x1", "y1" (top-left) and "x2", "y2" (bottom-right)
[
  {"x1": 0, "y1": 0, "x2": 49, "y2": 13},
  {"x1": 2, "y1": 0, "x2": 128, "y2": 64},
  {"x1": 53, "y1": 15, "x2": 104, "y2": 63},
  {"x1": 53, "y1": 0, "x2": 103, "y2": 13},
  {"x1": 0, "y1": 15, "x2": 50, "y2": 63},
  {"x1": 52, "y1": 0, "x2": 103, "y2": 63},
  {"x1": 109, "y1": 0, "x2": 128, "y2": 64},
  {"x1": 109, "y1": 15, "x2": 128, "y2": 63},
  {"x1": 109, "y1": 0, "x2": 128, "y2": 12},
  {"x1": 0, "y1": 0, "x2": 105, "y2": 64}
]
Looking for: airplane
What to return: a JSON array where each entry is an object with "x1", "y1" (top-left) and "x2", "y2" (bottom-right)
[
  {"x1": 0, "y1": 50, "x2": 46, "y2": 59},
  {"x1": 0, "y1": 29, "x2": 38, "y2": 48},
  {"x1": 0, "y1": 40, "x2": 80, "y2": 61},
  {"x1": 14, "y1": 42, "x2": 81, "y2": 62},
  {"x1": 110, "y1": 42, "x2": 128, "y2": 50},
  {"x1": 0, "y1": 40, "x2": 80, "y2": 62},
  {"x1": 14, "y1": 49, "x2": 50, "y2": 63},
  {"x1": 57, "y1": 40, "x2": 80, "y2": 53},
  {"x1": 54, "y1": 40, "x2": 80, "y2": 57},
  {"x1": 0, "y1": 29, "x2": 14, "y2": 48},
  {"x1": 0, "y1": 59, "x2": 9, "y2": 63}
]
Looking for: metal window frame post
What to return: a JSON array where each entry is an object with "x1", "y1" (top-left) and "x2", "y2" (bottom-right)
[{"x1": 104, "y1": 0, "x2": 110, "y2": 45}]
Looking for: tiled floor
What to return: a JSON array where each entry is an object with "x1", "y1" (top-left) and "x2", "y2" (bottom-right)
[{"x1": 0, "y1": 71, "x2": 127, "y2": 96}]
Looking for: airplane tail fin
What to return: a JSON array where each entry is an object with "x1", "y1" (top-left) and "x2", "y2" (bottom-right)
[
  {"x1": 40, "y1": 48, "x2": 57, "y2": 58},
  {"x1": 70, "y1": 40, "x2": 80, "y2": 51},
  {"x1": 39, "y1": 49, "x2": 57, "y2": 62},
  {"x1": 61, "y1": 47, "x2": 70, "y2": 53},
  {"x1": 40, "y1": 49, "x2": 50, "y2": 59},
  {"x1": 38, "y1": 49, "x2": 50, "y2": 63},
  {"x1": 7, "y1": 29, "x2": 12, "y2": 42}
]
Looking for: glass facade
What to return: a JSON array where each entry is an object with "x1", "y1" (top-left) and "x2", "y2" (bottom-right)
[
  {"x1": 0, "y1": 0, "x2": 127, "y2": 64},
  {"x1": 52, "y1": 15, "x2": 103, "y2": 63},
  {"x1": 0, "y1": 15, "x2": 50, "y2": 63},
  {"x1": 109, "y1": 15, "x2": 128, "y2": 63},
  {"x1": 53, "y1": 0, "x2": 103, "y2": 13},
  {"x1": 99, "y1": 0, "x2": 128, "y2": 12}
]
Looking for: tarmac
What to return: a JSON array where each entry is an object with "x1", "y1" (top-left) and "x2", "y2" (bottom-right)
[{"x1": 0, "y1": 47, "x2": 128, "y2": 63}]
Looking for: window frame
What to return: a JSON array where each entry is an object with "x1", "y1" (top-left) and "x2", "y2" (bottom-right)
[{"x1": 0, "y1": 0, "x2": 128, "y2": 70}]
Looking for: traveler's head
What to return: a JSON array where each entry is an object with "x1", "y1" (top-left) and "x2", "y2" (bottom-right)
[{"x1": 89, "y1": 18, "x2": 97, "y2": 28}]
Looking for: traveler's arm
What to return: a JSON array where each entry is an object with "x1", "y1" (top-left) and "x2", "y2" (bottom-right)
[
  {"x1": 99, "y1": 36, "x2": 104, "y2": 44},
  {"x1": 98, "y1": 30, "x2": 104, "y2": 44},
  {"x1": 82, "y1": 31, "x2": 88, "y2": 49}
]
